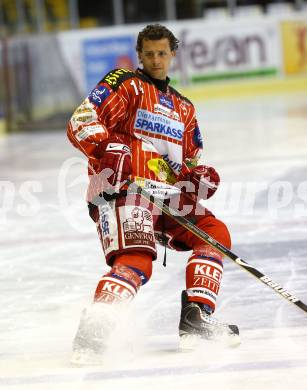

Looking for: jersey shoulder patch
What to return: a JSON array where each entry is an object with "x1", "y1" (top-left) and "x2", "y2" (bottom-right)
[
  {"x1": 168, "y1": 85, "x2": 193, "y2": 106},
  {"x1": 99, "y1": 68, "x2": 136, "y2": 91}
]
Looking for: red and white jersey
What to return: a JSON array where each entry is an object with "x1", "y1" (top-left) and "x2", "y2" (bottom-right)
[{"x1": 67, "y1": 68, "x2": 204, "y2": 201}]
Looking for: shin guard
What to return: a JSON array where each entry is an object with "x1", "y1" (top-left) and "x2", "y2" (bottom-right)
[
  {"x1": 94, "y1": 263, "x2": 142, "y2": 304},
  {"x1": 186, "y1": 247, "x2": 224, "y2": 311}
]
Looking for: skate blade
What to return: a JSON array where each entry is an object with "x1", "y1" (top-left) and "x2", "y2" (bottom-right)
[{"x1": 179, "y1": 332, "x2": 241, "y2": 351}]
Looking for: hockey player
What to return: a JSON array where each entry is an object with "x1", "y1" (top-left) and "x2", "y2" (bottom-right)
[{"x1": 67, "y1": 24, "x2": 239, "y2": 361}]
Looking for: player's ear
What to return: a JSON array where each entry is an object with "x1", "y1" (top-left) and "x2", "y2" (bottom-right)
[{"x1": 171, "y1": 51, "x2": 176, "y2": 58}]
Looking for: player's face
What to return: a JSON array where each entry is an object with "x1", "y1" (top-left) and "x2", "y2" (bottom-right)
[{"x1": 138, "y1": 38, "x2": 175, "y2": 80}]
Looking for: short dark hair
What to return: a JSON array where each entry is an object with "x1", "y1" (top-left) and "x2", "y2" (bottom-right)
[{"x1": 136, "y1": 24, "x2": 179, "y2": 52}]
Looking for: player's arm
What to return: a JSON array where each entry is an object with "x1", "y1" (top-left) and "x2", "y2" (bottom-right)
[
  {"x1": 67, "y1": 70, "x2": 132, "y2": 159},
  {"x1": 67, "y1": 69, "x2": 137, "y2": 199}
]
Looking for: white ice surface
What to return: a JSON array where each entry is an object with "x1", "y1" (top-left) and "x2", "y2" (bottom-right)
[{"x1": 0, "y1": 92, "x2": 307, "y2": 389}]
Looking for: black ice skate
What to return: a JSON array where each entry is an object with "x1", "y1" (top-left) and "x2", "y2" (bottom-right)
[{"x1": 179, "y1": 290, "x2": 240, "y2": 349}]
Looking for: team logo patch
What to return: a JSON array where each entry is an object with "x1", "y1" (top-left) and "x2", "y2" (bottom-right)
[
  {"x1": 159, "y1": 94, "x2": 174, "y2": 109},
  {"x1": 121, "y1": 206, "x2": 155, "y2": 249},
  {"x1": 89, "y1": 85, "x2": 111, "y2": 107}
]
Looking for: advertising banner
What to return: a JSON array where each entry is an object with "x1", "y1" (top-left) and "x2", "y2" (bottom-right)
[
  {"x1": 281, "y1": 20, "x2": 307, "y2": 75},
  {"x1": 58, "y1": 18, "x2": 281, "y2": 94},
  {"x1": 57, "y1": 27, "x2": 138, "y2": 95},
  {"x1": 83, "y1": 36, "x2": 137, "y2": 92},
  {"x1": 7, "y1": 13, "x2": 306, "y2": 131},
  {"x1": 168, "y1": 19, "x2": 281, "y2": 83}
]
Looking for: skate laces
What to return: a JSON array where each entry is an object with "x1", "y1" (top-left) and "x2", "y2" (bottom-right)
[
  {"x1": 199, "y1": 309, "x2": 230, "y2": 330},
  {"x1": 193, "y1": 301, "x2": 229, "y2": 329}
]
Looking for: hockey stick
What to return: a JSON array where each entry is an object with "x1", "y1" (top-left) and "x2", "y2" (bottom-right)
[{"x1": 126, "y1": 180, "x2": 307, "y2": 314}]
